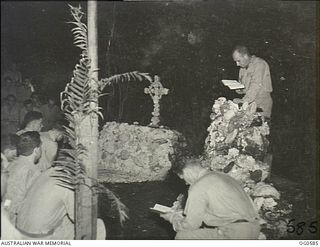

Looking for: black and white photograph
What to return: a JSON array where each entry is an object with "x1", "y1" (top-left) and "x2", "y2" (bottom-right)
[{"x1": 1, "y1": 0, "x2": 319, "y2": 241}]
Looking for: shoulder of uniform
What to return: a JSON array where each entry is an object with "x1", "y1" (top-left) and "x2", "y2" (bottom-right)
[
  {"x1": 192, "y1": 172, "x2": 215, "y2": 188},
  {"x1": 253, "y1": 56, "x2": 268, "y2": 66}
]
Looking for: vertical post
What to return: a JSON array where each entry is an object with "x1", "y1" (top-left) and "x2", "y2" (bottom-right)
[
  {"x1": 75, "y1": 0, "x2": 99, "y2": 240},
  {"x1": 88, "y1": 0, "x2": 98, "y2": 82}
]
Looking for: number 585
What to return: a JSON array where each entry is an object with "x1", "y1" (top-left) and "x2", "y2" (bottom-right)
[{"x1": 287, "y1": 219, "x2": 317, "y2": 235}]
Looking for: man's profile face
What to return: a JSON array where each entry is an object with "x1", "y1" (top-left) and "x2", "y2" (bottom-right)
[{"x1": 232, "y1": 51, "x2": 250, "y2": 68}]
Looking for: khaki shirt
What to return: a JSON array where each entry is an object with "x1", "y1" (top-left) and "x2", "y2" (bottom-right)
[
  {"x1": 5, "y1": 157, "x2": 41, "y2": 222},
  {"x1": 40, "y1": 104, "x2": 63, "y2": 131},
  {"x1": 16, "y1": 168, "x2": 74, "y2": 238},
  {"x1": 239, "y1": 56, "x2": 273, "y2": 117},
  {"x1": 183, "y1": 172, "x2": 259, "y2": 229}
]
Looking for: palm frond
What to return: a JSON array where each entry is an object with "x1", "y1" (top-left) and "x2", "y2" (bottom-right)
[
  {"x1": 67, "y1": 4, "x2": 88, "y2": 54},
  {"x1": 54, "y1": 4, "x2": 131, "y2": 229},
  {"x1": 95, "y1": 183, "x2": 129, "y2": 226},
  {"x1": 99, "y1": 71, "x2": 152, "y2": 91},
  {"x1": 53, "y1": 162, "x2": 84, "y2": 188}
]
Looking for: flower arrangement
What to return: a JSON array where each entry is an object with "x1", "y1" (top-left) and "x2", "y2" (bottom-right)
[{"x1": 203, "y1": 97, "x2": 292, "y2": 239}]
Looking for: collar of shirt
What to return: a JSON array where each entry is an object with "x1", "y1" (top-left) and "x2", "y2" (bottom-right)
[{"x1": 244, "y1": 55, "x2": 257, "y2": 70}]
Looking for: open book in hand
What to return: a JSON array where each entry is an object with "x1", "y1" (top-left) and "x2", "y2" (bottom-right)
[
  {"x1": 222, "y1": 80, "x2": 245, "y2": 90},
  {"x1": 150, "y1": 204, "x2": 174, "y2": 214}
]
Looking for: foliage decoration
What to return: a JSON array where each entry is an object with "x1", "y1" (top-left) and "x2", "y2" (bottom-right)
[
  {"x1": 52, "y1": 4, "x2": 155, "y2": 226},
  {"x1": 203, "y1": 97, "x2": 292, "y2": 239}
]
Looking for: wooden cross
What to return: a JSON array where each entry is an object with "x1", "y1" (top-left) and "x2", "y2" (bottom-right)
[{"x1": 144, "y1": 75, "x2": 169, "y2": 127}]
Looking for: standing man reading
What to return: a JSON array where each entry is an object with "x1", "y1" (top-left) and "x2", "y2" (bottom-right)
[{"x1": 232, "y1": 45, "x2": 273, "y2": 119}]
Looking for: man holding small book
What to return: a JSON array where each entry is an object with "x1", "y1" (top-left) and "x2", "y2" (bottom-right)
[
  {"x1": 160, "y1": 157, "x2": 261, "y2": 239},
  {"x1": 232, "y1": 45, "x2": 273, "y2": 119}
]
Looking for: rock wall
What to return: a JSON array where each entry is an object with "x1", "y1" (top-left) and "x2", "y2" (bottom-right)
[{"x1": 98, "y1": 122, "x2": 187, "y2": 183}]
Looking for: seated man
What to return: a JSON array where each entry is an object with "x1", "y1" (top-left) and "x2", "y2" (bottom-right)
[
  {"x1": 19, "y1": 99, "x2": 41, "y2": 127},
  {"x1": 160, "y1": 157, "x2": 260, "y2": 239},
  {"x1": 16, "y1": 78, "x2": 34, "y2": 107},
  {"x1": 4, "y1": 131, "x2": 42, "y2": 223},
  {"x1": 1, "y1": 143, "x2": 27, "y2": 240},
  {"x1": 40, "y1": 96, "x2": 63, "y2": 131},
  {"x1": 1, "y1": 94, "x2": 20, "y2": 138},
  {"x1": 1, "y1": 141, "x2": 18, "y2": 199},
  {"x1": 16, "y1": 168, "x2": 106, "y2": 240},
  {"x1": 17, "y1": 111, "x2": 59, "y2": 171}
]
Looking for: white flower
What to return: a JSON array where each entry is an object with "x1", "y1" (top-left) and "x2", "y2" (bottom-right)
[
  {"x1": 253, "y1": 197, "x2": 265, "y2": 211},
  {"x1": 236, "y1": 155, "x2": 256, "y2": 170},
  {"x1": 263, "y1": 197, "x2": 278, "y2": 209},
  {"x1": 252, "y1": 183, "x2": 280, "y2": 199},
  {"x1": 224, "y1": 109, "x2": 236, "y2": 121},
  {"x1": 244, "y1": 187, "x2": 252, "y2": 193},
  {"x1": 227, "y1": 148, "x2": 239, "y2": 158},
  {"x1": 228, "y1": 167, "x2": 251, "y2": 183},
  {"x1": 260, "y1": 170, "x2": 270, "y2": 182},
  {"x1": 259, "y1": 122, "x2": 270, "y2": 136},
  {"x1": 227, "y1": 100, "x2": 240, "y2": 112},
  {"x1": 276, "y1": 220, "x2": 289, "y2": 237}
]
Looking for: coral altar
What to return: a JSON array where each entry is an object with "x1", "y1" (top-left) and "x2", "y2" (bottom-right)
[{"x1": 98, "y1": 122, "x2": 187, "y2": 183}]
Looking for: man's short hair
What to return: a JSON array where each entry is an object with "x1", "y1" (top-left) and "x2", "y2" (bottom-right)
[
  {"x1": 172, "y1": 156, "x2": 201, "y2": 175},
  {"x1": 22, "y1": 111, "x2": 43, "y2": 127},
  {"x1": 233, "y1": 45, "x2": 250, "y2": 56},
  {"x1": 16, "y1": 131, "x2": 41, "y2": 156},
  {"x1": 23, "y1": 99, "x2": 33, "y2": 106}
]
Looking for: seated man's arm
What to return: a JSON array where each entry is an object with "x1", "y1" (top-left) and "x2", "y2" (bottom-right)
[{"x1": 172, "y1": 185, "x2": 207, "y2": 231}]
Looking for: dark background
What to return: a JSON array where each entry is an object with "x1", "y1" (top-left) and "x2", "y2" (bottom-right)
[{"x1": 1, "y1": 0, "x2": 319, "y2": 213}]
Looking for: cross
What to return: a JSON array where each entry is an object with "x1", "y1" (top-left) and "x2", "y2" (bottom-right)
[{"x1": 144, "y1": 75, "x2": 169, "y2": 127}]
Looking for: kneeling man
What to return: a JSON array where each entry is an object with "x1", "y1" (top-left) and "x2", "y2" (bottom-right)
[{"x1": 161, "y1": 157, "x2": 260, "y2": 239}]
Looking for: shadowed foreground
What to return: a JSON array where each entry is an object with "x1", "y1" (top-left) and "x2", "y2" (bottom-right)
[{"x1": 98, "y1": 171, "x2": 318, "y2": 240}]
